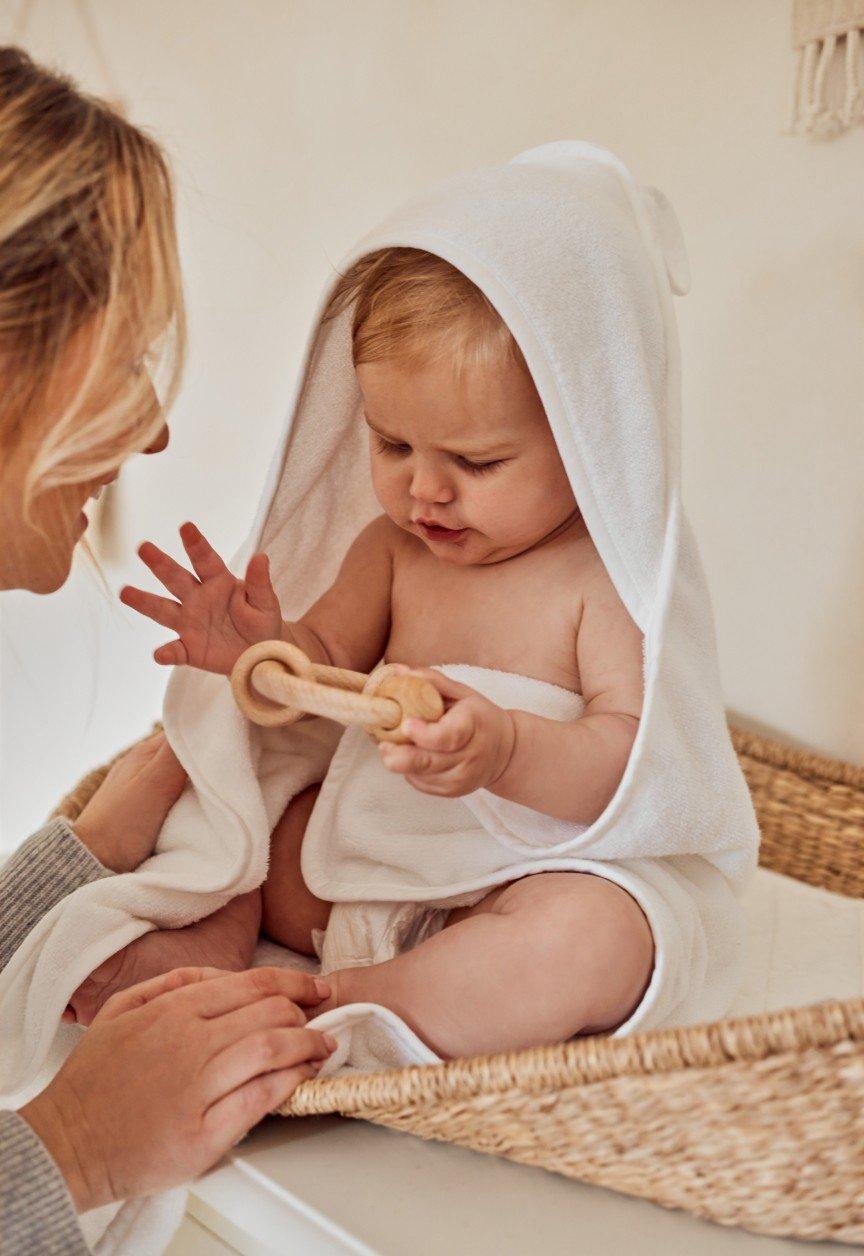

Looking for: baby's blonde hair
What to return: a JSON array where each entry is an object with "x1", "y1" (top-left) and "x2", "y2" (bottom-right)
[
  {"x1": 324, "y1": 246, "x2": 527, "y2": 378},
  {"x1": 0, "y1": 47, "x2": 185, "y2": 507}
]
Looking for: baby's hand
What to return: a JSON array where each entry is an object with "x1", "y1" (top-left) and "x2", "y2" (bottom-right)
[
  {"x1": 120, "y1": 522, "x2": 282, "y2": 675},
  {"x1": 377, "y1": 669, "x2": 516, "y2": 797}
]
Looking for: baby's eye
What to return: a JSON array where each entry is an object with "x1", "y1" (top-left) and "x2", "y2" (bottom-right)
[
  {"x1": 375, "y1": 435, "x2": 411, "y2": 456},
  {"x1": 457, "y1": 456, "x2": 504, "y2": 475}
]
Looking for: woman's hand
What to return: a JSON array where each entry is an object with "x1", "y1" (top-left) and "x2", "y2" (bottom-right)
[
  {"x1": 378, "y1": 669, "x2": 516, "y2": 796},
  {"x1": 20, "y1": 966, "x2": 335, "y2": 1212},
  {"x1": 73, "y1": 733, "x2": 188, "y2": 873},
  {"x1": 120, "y1": 522, "x2": 282, "y2": 675}
]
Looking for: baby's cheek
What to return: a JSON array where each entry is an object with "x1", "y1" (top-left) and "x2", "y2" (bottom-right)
[
  {"x1": 369, "y1": 461, "x2": 402, "y2": 518},
  {"x1": 480, "y1": 482, "x2": 544, "y2": 543}
]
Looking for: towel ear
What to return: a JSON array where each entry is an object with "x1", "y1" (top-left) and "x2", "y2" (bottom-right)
[{"x1": 640, "y1": 186, "x2": 691, "y2": 297}]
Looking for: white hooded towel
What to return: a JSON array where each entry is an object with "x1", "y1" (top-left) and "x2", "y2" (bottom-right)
[{"x1": 1, "y1": 142, "x2": 759, "y2": 1106}]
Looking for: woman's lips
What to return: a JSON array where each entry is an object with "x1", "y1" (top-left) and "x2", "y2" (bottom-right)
[{"x1": 418, "y1": 521, "x2": 467, "y2": 543}]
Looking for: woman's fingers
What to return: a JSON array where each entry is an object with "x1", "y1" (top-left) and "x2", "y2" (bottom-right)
[
  {"x1": 99, "y1": 967, "x2": 328, "y2": 1029},
  {"x1": 153, "y1": 638, "x2": 189, "y2": 666},
  {"x1": 203, "y1": 1026, "x2": 335, "y2": 1104},
  {"x1": 182, "y1": 967, "x2": 330, "y2": 1019},
  {"x1": 202, "y1": 1061, "x2": 323, "y2": 1150},
  {"x1": 137, "y1": 540, "x2": 199, "y2": 600},
  {"x1": 180, "y1": 521, "x2": 229, "y2": 582},
  {"x1": 207, "y1": 995, "x2": 309, "y2": 1054},
  {"x1": 120, "y1": 585, "x2": 181, "y2": 631},
  {"x1": 97, "y1": 966, "x2": 228, "y2": 1022}
]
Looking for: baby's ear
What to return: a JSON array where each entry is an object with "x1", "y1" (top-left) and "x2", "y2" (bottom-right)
[{"x1": 640, "y1": 185, "x2": 691, "y2": 297}]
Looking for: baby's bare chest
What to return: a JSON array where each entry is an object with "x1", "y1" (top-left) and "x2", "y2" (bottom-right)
[{"x1": 385, "y1": 543, "x2": 584, "y2": 692}]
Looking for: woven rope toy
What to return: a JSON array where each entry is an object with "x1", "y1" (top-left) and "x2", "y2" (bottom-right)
[{"x1": 230, "y1": 640, "x2": 444, "y2": 744}]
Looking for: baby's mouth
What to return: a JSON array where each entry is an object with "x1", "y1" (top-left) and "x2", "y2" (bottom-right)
[{"x1": 416, "y1": 518, "x2": 467, "y2": 544}]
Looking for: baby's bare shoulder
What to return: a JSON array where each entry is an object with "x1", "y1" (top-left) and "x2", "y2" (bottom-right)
[
  {"x1": 357, "y1": 512, "x2": 401, "y2": 549},
  {"x1": 342, "y1": 513, "x2": 403, "y2": 577},
  {"x1": 578, "y1": 537, "x2": 622, "y2": 596},
  {"x1": 558, "y1": 533, "x2": 613, "y2": 614}
]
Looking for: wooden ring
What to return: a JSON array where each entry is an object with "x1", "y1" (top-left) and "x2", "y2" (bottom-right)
[
  {"x1": 363, "y1": 665, "x2": 445, "y2": 743},
  {"x1": 230, "y1": 640, "x2": 314, "y2": 727}
]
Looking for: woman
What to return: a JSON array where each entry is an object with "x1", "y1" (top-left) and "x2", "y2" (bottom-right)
[{"x1": 0, "y1": 47, "x2": 333, "y2": 1251}]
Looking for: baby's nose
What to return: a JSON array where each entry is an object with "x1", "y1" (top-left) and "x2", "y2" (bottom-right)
[{"x1": 409, "y1": 464, "x2": 454, "y2": 504}]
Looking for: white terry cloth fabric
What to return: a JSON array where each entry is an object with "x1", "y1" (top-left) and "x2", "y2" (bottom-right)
[
  {"x1": 0, "y1": 142, "x2": 759, "y2": 1117},
  {"x1": 302, "y1": 659, "x2": 747, "y2": 1038},
  {"x1": 305, "y1": 665, "x2": 588, "y2": 902}
]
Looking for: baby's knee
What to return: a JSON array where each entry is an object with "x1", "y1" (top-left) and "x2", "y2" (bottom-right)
[{"x1": 513, "y1": 873, "x2": 654, "y2": 1029}]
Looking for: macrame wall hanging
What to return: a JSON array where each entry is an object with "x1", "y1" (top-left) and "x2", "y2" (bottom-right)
[{"x1": 792, "y1": 0, "x2": 864, "y2": 135}]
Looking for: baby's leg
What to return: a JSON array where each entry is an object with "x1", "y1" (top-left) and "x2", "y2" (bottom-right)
[
  {"x1": 324, "y1": 873, "x2": 654, "y2": 1058},
  {"x1": 261, "y1": 783, "x2": 331, "y2": 954},
  {"x1": 69, "y1": 785, "x2": 330, "y2": 1026},
  {"x1": 69, "y1": 889, "x2": 262, "y2": 1026}
]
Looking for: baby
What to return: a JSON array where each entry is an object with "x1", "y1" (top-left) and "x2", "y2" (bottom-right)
[{"x1": 73, "y1": 249, "x2": 653, "y2": 1057}]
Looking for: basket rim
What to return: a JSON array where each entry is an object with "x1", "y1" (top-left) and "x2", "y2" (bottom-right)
[
  {"x1": 282, "y1": 994, "x2": 864, "y2": 1117},
  {"x1": 731, "y1": 725, "x2": 864, "y2": 789},
  {"x1": 51, "y1": 725, "x2": 864, "y2": 1122}
]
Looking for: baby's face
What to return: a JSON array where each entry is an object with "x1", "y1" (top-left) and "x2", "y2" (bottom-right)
[{"x1": 357, "y1": 350, "x2": 577, "y2": 565}]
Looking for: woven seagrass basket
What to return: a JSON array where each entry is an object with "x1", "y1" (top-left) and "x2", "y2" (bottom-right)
[{"x1": 56, "y1": 727, "x2": 864, "y2": 1243}]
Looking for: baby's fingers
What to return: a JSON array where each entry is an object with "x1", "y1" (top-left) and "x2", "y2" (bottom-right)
[
  {"x1": 401, "y1": 668, "x2": 482, "y2": 704},
  {"x1": 379, "y1": 742, "x2": 455, "y2": 778},
  {"x1": 120, "y1": 585, "x2": 181, "y2": 632},
  {"x1": 244, "y1": 553, "x2": 280, "y2": 614},
  {"x1": 153, "y1": 638, "x2": 189, "y2": 666},
  {"x1": 180, "y1": 522, "x2": 229, "y2": 582},
  {"x1": 401, "y1": 706, "x2": 472, "y2": 753},
  {"x1": 138, "y1": 540, "x2": 198, "y2": 601}
]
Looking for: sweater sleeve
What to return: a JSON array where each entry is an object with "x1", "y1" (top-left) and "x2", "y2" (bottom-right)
[
  {"x1": 0, "y1": 818, "x2": 110, "y2": 973},
  {"x1": 0, "y1": 1110, "x2": 90, "y2": 1254}
]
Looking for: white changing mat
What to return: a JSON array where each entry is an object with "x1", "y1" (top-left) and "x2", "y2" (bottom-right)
[{"x1": 732, "y1": 867, "x2": 864, "y2": 1015}]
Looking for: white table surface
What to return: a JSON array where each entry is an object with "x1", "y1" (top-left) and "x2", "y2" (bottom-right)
[{"x1": 168, "y1": 1113, "x2": 859, "y2": 1256}]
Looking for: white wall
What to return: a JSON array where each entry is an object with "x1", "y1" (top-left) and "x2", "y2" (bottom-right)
[{"x1": 1, "y1": 0, "x2": 862, "y2": 847}]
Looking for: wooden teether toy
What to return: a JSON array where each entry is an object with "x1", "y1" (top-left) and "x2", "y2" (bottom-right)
[{"x1": 230, "y1": 640, "x2": 444, "y2": 744}]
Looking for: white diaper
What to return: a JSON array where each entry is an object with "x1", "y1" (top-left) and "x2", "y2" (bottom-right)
[{"x1": 313, "y1": 891, "x2": 487, "y2": 975}]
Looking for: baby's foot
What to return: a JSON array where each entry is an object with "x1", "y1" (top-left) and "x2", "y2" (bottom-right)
[{"x1": 68, "y1": 891, "x2": 262, "y2": 1026}]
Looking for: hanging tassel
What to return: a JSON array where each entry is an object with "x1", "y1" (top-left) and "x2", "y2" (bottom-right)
[
  {"x1": 843, "y1": 25, "x2": 864, "y2": 124},
  {"x1": 791, "y1": 0, "x2": 864, "y2": 136}
]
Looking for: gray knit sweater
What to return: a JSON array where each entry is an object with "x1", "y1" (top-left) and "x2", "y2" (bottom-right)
[{"x1": 1, "y1": 819, "x2": 110, "y2": 1253}]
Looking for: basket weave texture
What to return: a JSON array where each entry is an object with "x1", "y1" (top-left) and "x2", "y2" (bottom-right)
[{"x1": 56, "y1": 726, "x2": 864, "y2": 1242}]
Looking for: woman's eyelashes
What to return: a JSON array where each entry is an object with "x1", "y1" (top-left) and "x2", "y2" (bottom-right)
[{"x1": 374, "y1": 434, "x2": 504, "y2": 475}]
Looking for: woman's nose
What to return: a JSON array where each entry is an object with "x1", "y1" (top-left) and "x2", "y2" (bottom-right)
[{"x1": 143, "y1": 422, "x2": 170, "y2": 455}]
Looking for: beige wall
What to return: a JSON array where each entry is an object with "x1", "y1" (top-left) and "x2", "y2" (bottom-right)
[{"x1": 1, "y1": 0, "x2": 862, "y2": 845}]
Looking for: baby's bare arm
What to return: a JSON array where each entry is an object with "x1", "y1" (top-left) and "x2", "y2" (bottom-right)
[
  {"x1": 283, "y1": 514, "x2": 396, "y2": 675},
  {"x1": 490, "y1": 561, "x2": 643, "y2": 825}
]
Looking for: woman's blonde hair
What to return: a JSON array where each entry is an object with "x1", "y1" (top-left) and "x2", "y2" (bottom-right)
[
  {"x1": 0, "y1": 47, "x2": 185, "y2": 505},
  {"x1": 323, "y1": 246, "x2": 526, "y2": 378}
]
